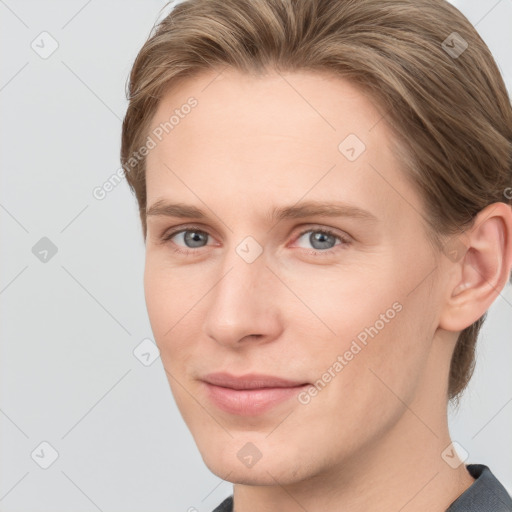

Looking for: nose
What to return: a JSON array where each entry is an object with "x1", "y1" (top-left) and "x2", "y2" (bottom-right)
[{"x1": 202, "y1": 245, "x2": 283, "y2": 349}]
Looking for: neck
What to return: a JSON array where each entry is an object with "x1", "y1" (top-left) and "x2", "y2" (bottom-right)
[
  {"x1": 233, "y1": 411, "x2": 474, "y2": 512},
  {"x1": 232, "y1": 332, "x2": 475, "y2": 512}
]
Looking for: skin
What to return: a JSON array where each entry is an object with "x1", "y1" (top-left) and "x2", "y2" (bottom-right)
[{"x1": 143, "y1": 68, "x2": 512, "y2": 512}]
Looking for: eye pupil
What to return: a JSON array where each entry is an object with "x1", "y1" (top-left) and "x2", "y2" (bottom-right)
[
  {"x1": 310, "y1": 231, "x2": 336, "y2": 250},
  {"x1": 184, "y1": 230, "x2": 207, "y2": 248}
]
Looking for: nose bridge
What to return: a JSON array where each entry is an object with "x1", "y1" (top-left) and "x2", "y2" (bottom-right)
[{"x1": 203, "y1": 235, "x2": 279, "y2": 344}]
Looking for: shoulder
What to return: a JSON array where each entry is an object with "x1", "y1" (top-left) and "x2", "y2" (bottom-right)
[
  {"x1": 447, "y1": 464, "x2": 512, "y2": 511},
  {"x1": 211, "y1": 495, "x2": 233, "y2": 512}
]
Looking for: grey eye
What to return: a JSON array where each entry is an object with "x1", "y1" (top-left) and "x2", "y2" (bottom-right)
[
  {"x1": 176, "y1": 230, "x2": 209, "y2": 248},
  {"x1": 296, "y1": 230, "x2": 340, "y2": 251}
]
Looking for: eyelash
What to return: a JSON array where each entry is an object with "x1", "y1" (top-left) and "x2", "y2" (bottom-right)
[{"x1": 160, "y1": 224, "x2": 351, "y2": 257}]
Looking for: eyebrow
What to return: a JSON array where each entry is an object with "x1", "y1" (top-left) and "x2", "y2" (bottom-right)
[{"x1": 146, "y1": 199, "x2": 378, "y2": 224}]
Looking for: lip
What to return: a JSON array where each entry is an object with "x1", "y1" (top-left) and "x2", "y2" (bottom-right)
[{"x1": 201, "y1": 372, "x2": 310, "y2": 416}]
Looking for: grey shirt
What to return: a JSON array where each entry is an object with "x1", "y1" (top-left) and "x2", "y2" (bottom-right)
[{"x1": 212, "y1": 464, "x2": 512, "y2": 511}]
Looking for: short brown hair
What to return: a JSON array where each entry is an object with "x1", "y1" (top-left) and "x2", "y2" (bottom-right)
[{"x1": 121, "y1": 0, "x2": 512, "y2": 401}]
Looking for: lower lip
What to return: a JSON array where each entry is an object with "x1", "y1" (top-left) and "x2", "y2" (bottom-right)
[{"x1": 203, "y1": 382, "x2": 310, "y2": 416}]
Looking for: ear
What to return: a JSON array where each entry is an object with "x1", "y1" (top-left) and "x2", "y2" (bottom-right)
[{"x1": 438, "y1": 202, "x2": 512, "y2": 332}]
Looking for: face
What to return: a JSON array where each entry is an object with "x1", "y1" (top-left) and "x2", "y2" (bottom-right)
[{"x1": 143, "y1": 68, "x2": 447, "y2": 486}]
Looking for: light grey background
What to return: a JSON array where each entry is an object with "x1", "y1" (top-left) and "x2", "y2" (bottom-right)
[{"x1": 0, "y1": 1, "x2": 511, "y2": 511}]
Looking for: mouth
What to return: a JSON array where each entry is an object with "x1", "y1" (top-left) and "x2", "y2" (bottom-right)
[{"x1": 200, "y1": 372, "x2": 311, "y2": 416}]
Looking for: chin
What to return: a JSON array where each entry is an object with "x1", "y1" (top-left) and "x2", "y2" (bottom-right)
[
  {"x1": 197, "y1": 436, "x2": 315, "y2": 487},
  {"x1": 202, "y1": 455, "x2": 302, "y2": 486}
]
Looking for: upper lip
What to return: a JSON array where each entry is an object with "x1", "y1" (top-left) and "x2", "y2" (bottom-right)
[{"x1": 201, "y1": 372, "x2": 308, "y2": 390}]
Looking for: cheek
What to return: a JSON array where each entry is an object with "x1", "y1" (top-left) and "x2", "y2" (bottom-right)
[
  {"x1": 143, "y1": 261, "x2": 192, "y2": 372},
  {"x1": 143, "y1": 259, "x2": 213, "y2": 386},
  {"x1": 279, "y1": 262, "x2": 403, "y2": 350},
  {"x1": 292, "y1": 297, "x2": 433, "y2": 455},
  {"x1": 143, "y1": 267, "x2": 195, "y2": 411},
  {"x1": 143, "y1": 262, "x2": 170, "y2": 339},
  {"x1": 347, "y1": 289, "x2": 434, "y2": 410},
  {"x1": 143, "y1": 258, "x2": 198, "y2": 336},
  {"x1": 295, "y1": 260, "x2": 435, "y2": 406}
]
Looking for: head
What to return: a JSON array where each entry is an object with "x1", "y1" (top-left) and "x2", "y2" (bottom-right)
[{"x1": 121, "y1": 0, "x2": 512, "y2": 485}]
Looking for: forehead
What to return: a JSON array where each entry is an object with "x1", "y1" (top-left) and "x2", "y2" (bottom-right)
[
  {"x1": 144, "y1": 68, "x2": 419, "y2": 227},
  {"x1": 148, "y1": 68, "x2": 384, "y2": 153}
]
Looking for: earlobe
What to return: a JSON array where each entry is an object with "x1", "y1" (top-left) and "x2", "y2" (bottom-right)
[{"x1": 438, "y1": 202, "x2": 512, "y2": 332}]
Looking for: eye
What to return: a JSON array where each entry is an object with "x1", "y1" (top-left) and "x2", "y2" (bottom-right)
[
  {"x1": 293, "y1": 227, "x2": 350, "y2": 255},
  {"x1": 160, "y1": 225, "x2": 351, "y2": 256},
  {"x1": 161, "y1": 225, "x2": 212, "y2": 255}
]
